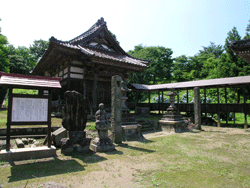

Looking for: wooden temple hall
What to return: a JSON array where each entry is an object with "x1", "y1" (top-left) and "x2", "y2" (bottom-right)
[{"x1": 32, "y1": 17, "x2": 149, "y2": 112}]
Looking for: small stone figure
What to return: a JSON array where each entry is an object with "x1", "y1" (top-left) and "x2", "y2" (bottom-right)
[
  {"x1": 61, "y1": 90, "x2": 91, "y2": 155},
  {"x1": 90, "y1": 103, "x2": 115, "y2": 152},
  {"x1": 95, "y1": 103, "x2": 110, "y2": 131}
]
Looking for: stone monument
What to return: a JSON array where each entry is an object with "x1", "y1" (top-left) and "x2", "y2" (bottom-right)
[
  {"x1": 159, "y1": 91, "x2": 188, "y2": 133},
  {"x1": 61, "y1": 90, "x2": 91, "y2": 155},
  {"x1": 110, "y1": 75, "x2": 123, "y2": 144},
  {"x1": 90, "y1": 103, "x2": 115, "y2": 152},
  {"x1": 121, "y1": 80, "x2": 143, "y2": 141},
  {"x1": 194, "y1": 87, "x2": 202, "y2": 130}
]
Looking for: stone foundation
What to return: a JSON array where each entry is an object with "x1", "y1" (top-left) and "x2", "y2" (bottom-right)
[
  {"x1": 159, "y1": 120, "x2": 188, "y2": 133},
  {"x1": 90, "y1": 138, "x2": 115, "y2": 152},
  {"x1": 0, "y1": 146, "x2": 56, "y2": 161},
  {"x1": 122, "y1": 124, "x2": 143, "y2": 141}
]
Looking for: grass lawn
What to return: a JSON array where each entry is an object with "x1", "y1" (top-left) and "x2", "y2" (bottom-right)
[{"x1": 0, "y1": 126, "x2": 250, "y2": 188}]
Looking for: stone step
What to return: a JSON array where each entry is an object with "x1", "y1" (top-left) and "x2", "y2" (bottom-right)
[
  {"x1": 122, "y1": 122, "x2": 138, "y2": 126},
  {"x1": 136, "y1": 119, "x2": 156, "y2": 132}
]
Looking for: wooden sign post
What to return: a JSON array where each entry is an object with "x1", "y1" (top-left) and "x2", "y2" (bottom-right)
[{"x1": 0, "y1": 72, "x2": 61, "y2": 151}]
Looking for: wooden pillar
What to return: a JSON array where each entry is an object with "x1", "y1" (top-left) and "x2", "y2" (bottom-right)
[
  {"x1": 217, "y1": 87, "x2": 221, "y2": 127},
  {"x1": 234, "y1": 112, "x2": 236, "y2": 126},
  {"x1": 92, "y1": 74, "x2": 98, "y2": 112},
  {"x1": 136, "y1": 90, "x2": 139, "y2": 104},
  {"x1": 243, "y1": 88, "x2": 248, "y2": 129},
  {"x1": 177, "y1": 90, "x2": 179, "y2": 103},
  {"x1": 48, "y1": 90, "x2": 52, "y2": 148},
  {"x1": 237, "y1": 89, "x2": 240, "y2": 103},
  {"x1": 225, "y1": 86, "x2": 228, "y2": 126},
  {"x1": 234, "y1": 88, "x2": 238, "y2": 126},
  {"x1": 162, "y1": 90, "x2": 164, "y2": 114},
  {"x1": 148, "y1": 90, "x2": 151, "y2": 104},
  {"x1": 204, "y1": 88, "x2": 207, "y2": 118},
  {"x1": 177, "y1": 90, "x2": 180, "y2": 113},
  {"x1": 158, "y1": 90, "x2": 160, "y2": 114},
  {"x1": 83, "y1": 67, "x2": 87, "y2": 100},
  {"x1": 6, "y1": 87, "x2": 13, "y2": 151},
  {"x1": 194, "y1": 87, "x2": 201, "y2": 130}
]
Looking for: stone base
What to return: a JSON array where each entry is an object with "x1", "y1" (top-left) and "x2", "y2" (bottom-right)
[
  {"x1": 90, "y1": 138, "x2": 115, "y2": 152},
  {"x1": 61, "y1": 137, "x2": 91, "y2": 155},
  {"x1": 159, "y1": 120, "x2": 189, "y2": 133},
  {"x1": 0, "y1": 146, "x2": 56, "y2": 161},
  {"x1": 122, "y1": 124, "x2": 144, "y2": 141}
]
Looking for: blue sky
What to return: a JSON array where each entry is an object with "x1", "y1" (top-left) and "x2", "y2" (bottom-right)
[{"x1": 0, "y1": 0, "x2": 249, "y2": 58}]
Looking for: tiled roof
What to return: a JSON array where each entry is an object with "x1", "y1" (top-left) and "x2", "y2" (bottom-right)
[
  {"x1": 78, "y1": 46, "x2": 147, "y2": 67},
  {"x1": 230, "y1": 39, "x2": 250, "y2": 64},
  {"x1": 230, "y1": 38, "x2": 250, "y2": 48},
  {"x1": 130, "y1": 75, "x2": 250, "y2": 90},
  {"x1": 49, "y1": 17, "x2": 149, "y2": 67},
  {"x1": 69, "y1": 17, "x2": 107, "y2": 44}
]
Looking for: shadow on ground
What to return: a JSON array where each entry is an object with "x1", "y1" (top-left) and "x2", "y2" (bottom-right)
[{"x1": 8, "y1": 153, "x2": 107, "y2": 183}]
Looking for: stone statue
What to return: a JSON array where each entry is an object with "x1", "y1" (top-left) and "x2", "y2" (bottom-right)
[
  {"x1": 95, "y1": 103, "x2": 110, "y2": 131},
  {"x1": 61, "y1": 90, "x2": 91, "y2": 155},
  {"x1": 90, "y1": 103, "x2": 115, "y2": 152}
]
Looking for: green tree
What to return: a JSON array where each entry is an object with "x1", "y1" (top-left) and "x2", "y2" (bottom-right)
[
  {"x1": 128, "y1": 45, "x2": 173, "y2": 84},
  {"x1": 0, "y1": 18, "x2": 9, "y2": 72},
  {"x1": 109, "y1": 30, "x2": 120, "y2": 45},
  {"x1": 172, "y1": 55, "x2": 191, "y2": 82},
  {"x1": 198, "y1": 42, "x2": 225, "y2": 79},
  {"x1": 225, "y1": 27, "x2": 250, "y2": 77},
  {"x1": 8, "y1": 45, "x2": 36, "y2": 74},
  {"x1": 29, "y1": 39, "x2": 49, "y2": 62},
  {"x1": 244, "y1": 20, "x2": 250, "y2": 39},
  {"x1": 199, "y1": 42, "x2": 224, "y2": 58}
]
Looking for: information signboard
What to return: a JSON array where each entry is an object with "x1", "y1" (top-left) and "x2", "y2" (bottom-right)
[{"x1": 11, "y1": 97, "x2": 48, "y2": 122}]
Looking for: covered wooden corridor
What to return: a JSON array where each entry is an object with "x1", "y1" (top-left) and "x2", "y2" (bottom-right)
[{"x1": 129, "y1": 75, "x2": 250, "y2": 129}]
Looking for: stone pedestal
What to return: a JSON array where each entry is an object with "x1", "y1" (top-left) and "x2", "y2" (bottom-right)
[
  {"x1": 159, "y1": 91, "x2": 188, "y2": 133},
  {"x1": 90, "y1": 138, "x2": 115, "y2": 152},
  {"x1": 61, "y1": 131, "x2": 91, "y2": 155}
]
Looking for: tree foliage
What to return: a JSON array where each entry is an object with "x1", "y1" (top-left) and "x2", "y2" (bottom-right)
[
  {"x1": 8, "y1": 45, "x2": 36, "y2": 74},
  {"x1": 128, "y1": 45, "x2": 173, "y2": 84},
  {"x1": 29, "y1": 39, "x2": 49, "y2": 61},
  {"x1": 0, "y1": 18, "x2": 9, "y2": 72}
]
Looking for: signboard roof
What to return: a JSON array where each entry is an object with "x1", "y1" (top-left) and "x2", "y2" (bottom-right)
[{"x1": 0, "y1": 72, "x2": 61, "y2": 89}]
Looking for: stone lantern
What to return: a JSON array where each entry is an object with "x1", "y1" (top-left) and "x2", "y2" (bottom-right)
[{"x1": 159, "y1": 90, "x2": 188, "y2": 132}]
